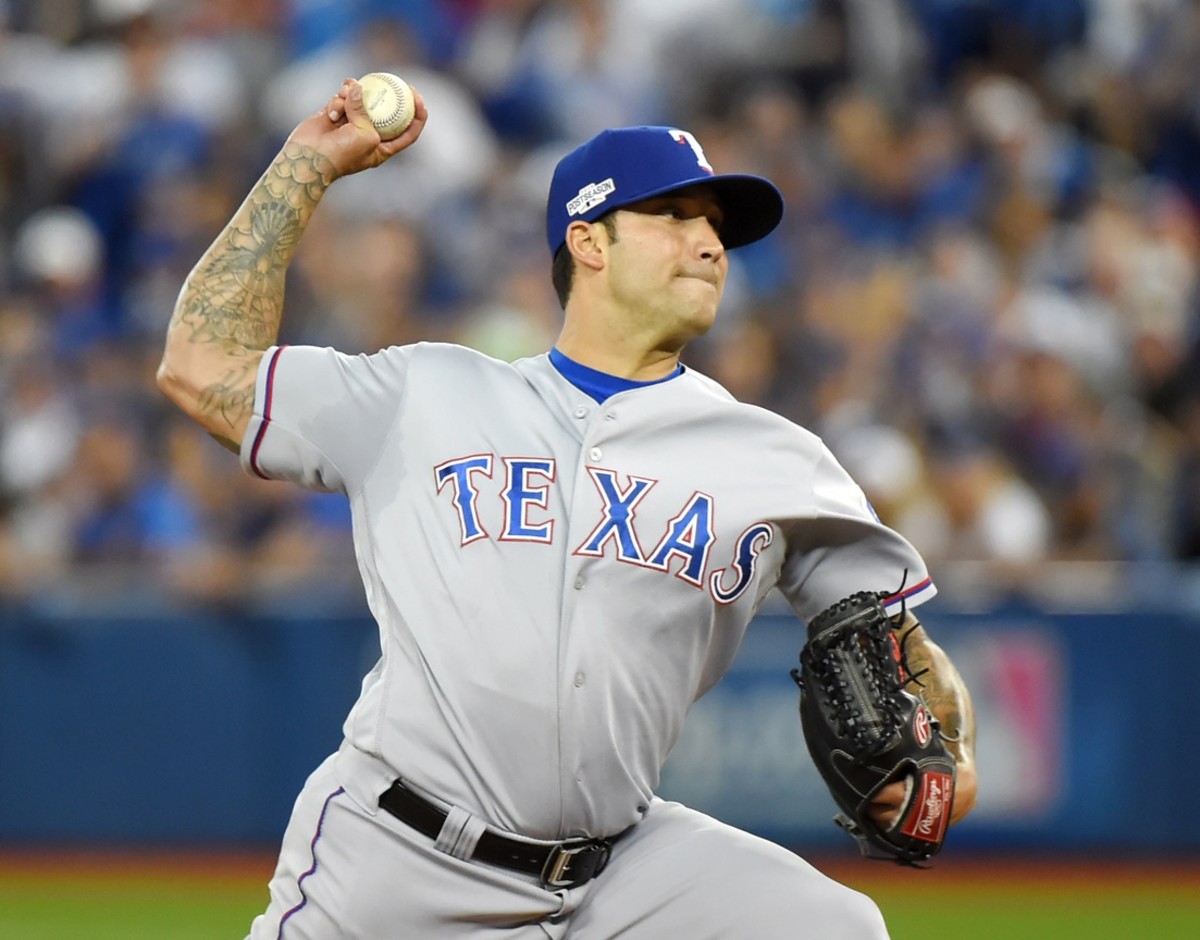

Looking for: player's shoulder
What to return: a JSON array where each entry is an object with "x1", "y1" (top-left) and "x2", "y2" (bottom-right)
[
  {"x1": 278, "y1": 342, "x2": 524, "y2": 400},
  {"x1": 367, "y1": 340, "x2": 525, "y2": 379},
  {"x1": 382, "y1": 340, "x2": 503, "y2": 365},
  {"x1": 679, "y1": 366, "x2": 738, "y2": 403}
]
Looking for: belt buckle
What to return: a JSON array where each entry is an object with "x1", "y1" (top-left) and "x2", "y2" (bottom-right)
[{"x1": 540, "y1": 838, "x2": 608, "y2": 889}]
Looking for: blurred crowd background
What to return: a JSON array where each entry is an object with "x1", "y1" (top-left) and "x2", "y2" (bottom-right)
[{"x1": 2, "y1": 0, "x2": 1200, "y2": 611}]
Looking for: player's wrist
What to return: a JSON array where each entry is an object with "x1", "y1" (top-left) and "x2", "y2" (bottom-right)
[
  {"x1": 274, "y1": 139, "x2": 341, "y2": 191},
  {"x1": 949, "y1": 762, "x2": 978, "y2": 824}
]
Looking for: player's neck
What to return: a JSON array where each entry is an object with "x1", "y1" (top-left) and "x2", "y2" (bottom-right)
[{"x1": 553, "y1": 321, "x2": 682, "y2": 382}]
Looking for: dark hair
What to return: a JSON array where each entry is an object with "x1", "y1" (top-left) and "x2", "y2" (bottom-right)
[{"x1": 551, "y1": 214, "x2": 620, "y2": 308}]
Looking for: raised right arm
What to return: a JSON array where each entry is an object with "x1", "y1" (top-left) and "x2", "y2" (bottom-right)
[
  {"x1": 156, "y1": 78, "x2": 427, "y2": 451},
  {"x1": 157, "y1": 145, "x2": 336, "y2": 450}
]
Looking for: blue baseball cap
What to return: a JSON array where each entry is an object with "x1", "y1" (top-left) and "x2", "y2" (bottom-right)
[{"x1": 546, "y1": 126, "x2": 784, "y2": 255}]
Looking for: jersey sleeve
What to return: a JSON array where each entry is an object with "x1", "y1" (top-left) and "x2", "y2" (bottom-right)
[
  {"x1": 239, "y1": 344, "x2": 411, "y2": 494},
  {"x1": 777, "y1": 440, "x2": 936, "y2": 622}
]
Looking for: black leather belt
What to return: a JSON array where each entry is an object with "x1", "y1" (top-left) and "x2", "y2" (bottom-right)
[{"x1": 378, "y1": 780, "x2": 615, "y2": 889}]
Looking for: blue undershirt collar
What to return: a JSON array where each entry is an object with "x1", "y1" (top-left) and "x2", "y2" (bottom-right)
[{"x1": 549, "y1": 347, "x2": 684, "y2": 404}]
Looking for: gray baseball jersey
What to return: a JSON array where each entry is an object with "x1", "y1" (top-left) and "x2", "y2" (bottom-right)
[{"x1": 241, "y1": 341, "x2": 935, "y2": 843}]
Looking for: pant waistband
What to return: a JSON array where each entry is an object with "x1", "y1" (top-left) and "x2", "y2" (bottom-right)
[{"x1": 378, "y1": 779, "x2": 615, "y2": 890}]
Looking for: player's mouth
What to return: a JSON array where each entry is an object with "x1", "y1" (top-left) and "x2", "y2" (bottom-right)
[{"x1": 676, "y1": 268, "x2": 721, "y2": 288}]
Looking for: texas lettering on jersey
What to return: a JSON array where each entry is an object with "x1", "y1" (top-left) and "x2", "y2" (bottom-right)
[{"x1": 434, "y1": 454, "x2": 774, "y2": 606}]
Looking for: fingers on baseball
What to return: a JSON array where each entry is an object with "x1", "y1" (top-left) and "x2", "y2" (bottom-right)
[
  {"x1": 325, "y1": 94, "x2": 347, "y2": 124},
  {"x1": 338, "y1": 80, "x2": 381, "y2": 137}
]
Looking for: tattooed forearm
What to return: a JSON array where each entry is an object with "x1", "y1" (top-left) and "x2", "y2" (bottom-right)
[
  {"x1": 894, "y1": 613, "x2": 976, "y2": 765},
  {"x1": 161, "y1": 142, "x2": 336, "y2": 436},
  {"x1": 171, "y1": 142, "x2": 335, "y2": 349}
]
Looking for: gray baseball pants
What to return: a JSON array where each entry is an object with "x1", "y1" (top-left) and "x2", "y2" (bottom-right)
[{"x1": 248, "y1": 753, "x2": 889, "y2": 939}]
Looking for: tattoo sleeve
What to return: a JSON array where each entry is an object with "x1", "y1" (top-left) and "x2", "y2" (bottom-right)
[
  {"x1": 894, "y1": 612, "x2": 977, "y2": 766},
  {"x1": 163, "y1": 142, "x2": 336, "y2": 444}
]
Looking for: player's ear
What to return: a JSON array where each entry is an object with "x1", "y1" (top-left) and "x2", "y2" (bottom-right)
[{"x1": 565, "y1": 220, "x2": 606, "y2": 272}]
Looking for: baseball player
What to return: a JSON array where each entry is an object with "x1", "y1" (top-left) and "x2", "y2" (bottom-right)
[{"x1": 158, "y1": 78, "x2": 977, "y2": 938}]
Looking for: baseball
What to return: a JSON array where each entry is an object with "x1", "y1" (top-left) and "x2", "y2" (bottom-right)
[{"x1": 359, "y1": 72, "x2": 416, "y2": 140}]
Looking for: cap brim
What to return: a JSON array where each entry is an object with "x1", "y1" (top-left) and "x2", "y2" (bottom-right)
[{"x1": 620, "y1": 173, "x2": 784, "y2": 249}]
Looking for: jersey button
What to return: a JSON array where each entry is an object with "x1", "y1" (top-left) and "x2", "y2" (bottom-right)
[
  {"x1": 588, "y1": 447, "x2": 602, "y2": 461},
  {"x1": 573, "y1": 672, "x2": 585, "y2": 687},
  {"x1": 573, "y1": 576, "x2": 584, "y2": 590},
  {"x1": 574, "y1": 406, "x2": 588, "y2": 419}
]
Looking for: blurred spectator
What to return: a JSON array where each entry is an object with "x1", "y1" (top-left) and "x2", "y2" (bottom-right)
[
  {"x1": 902, "y1": 434, "x2": 1053, "y2": 567},
  {"x1": 66, "y1": 415, "x2": 154, "y2": 564},
  {"x1": 286, "y1": 213, "x2": 436, "y2": 352},
  {"x1": 908, "y1": 0, "x2": 1088, "y2": 88},
  {"x1": 147, "y1": 418, "x2": 358, "y2": 608},
  {"x1": 0, "y1": 353, "x2": 80, "y2": 500},
  {"x1": 12, "y1": 207, "x2": 114, "y2": 357},
  {"x1": 455, "y1": 0, "x2": 666, "y2": 144}
]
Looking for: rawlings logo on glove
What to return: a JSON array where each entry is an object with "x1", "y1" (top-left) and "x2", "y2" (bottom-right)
[{"x1": 792, "y1": 591, "x2": 956, "y2": 866}]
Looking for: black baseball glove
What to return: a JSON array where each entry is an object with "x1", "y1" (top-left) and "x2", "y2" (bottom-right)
[{"x1": 791, "y1": 591, "x2": 956, "y2": 866}]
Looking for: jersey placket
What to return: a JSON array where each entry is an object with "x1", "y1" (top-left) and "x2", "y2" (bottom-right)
[{"x1": 554, "y1": 397, "x2": 622, "y2": 833}]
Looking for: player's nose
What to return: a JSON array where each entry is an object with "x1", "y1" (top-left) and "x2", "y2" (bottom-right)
[{"x1": 686, "y1": 217, "x2": 725, "y2": 263}]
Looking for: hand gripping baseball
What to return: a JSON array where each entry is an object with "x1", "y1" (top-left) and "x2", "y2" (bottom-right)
[
  {"x1": 792, "y1": 592, "x2": 957, "y2": 866},
  {"x1": 289, "y1": 77, "x2": 428, "y2": 179}
]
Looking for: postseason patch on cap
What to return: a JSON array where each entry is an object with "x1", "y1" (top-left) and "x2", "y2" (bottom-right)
[{"x1": 567, "y1": 178, "x2": 616, "y2": 217}]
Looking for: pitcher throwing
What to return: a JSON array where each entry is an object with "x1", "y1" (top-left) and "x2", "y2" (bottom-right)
[{"x1": 158, "y1": 77, "x2": 977, "y2": 939}]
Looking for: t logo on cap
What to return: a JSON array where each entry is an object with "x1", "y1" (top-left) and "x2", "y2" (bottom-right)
[
  {"x1": 670, "y1": 129, "x2": 714, "y2": 173},
  {"x1": 545, "y1": 126, "x2": 784, "y2": 256}
]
